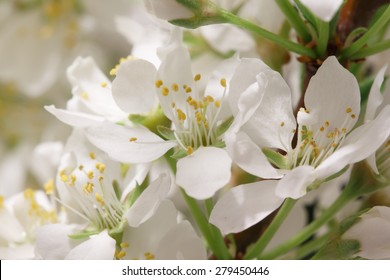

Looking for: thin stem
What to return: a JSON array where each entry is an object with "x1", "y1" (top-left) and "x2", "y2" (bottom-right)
[
  {"x1": 259, "y1": 188, "x2": 354, "y2": 259},
  {"x1": 219, "y1": 9, "x2": 316, "y2": 58},
  {"x1": 349, "y1": 39, "x2": 390, "y2": 59},
  {"x1": 275, "y1": 0, "x2": 311, "y2": 42},
  {"x1": 244, "y1": 198, "x2": 297, "y2": 260},
  {"x1": 339, "y1": 5, "x2": 390, "y2": 59},
  {"x1": 181, "y1": 189, "x2": 231, "y2": 259}
]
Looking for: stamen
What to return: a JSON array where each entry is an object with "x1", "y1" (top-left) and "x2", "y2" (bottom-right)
[
  {"x1": 129, "y1": 137, "x2": 137, "y2": 142},
  {"x1": 220, "y1": 78, "x2": 227, "y2": 88},
  {"x1": 101, "y1": 82, "x2": 107, "y2": 88},
  {"x1": 194, "y1": 74, "x2": 201, "y2": 81},
  {"x1": 155, "y1": 80, "x2": 163, "y2": 88},
  {"x1": 44, "y1": 179, "x2": 55, "y2": 195}
]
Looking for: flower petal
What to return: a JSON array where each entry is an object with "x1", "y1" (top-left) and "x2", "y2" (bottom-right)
[
  {"x1": 176, "y1": 147, "x2": 232, "y2": 200},
  {"x1": 225, "y1": 131, "x2": 281, "y2": 178},
  {"x1": 85, "y1": 122, "x2": 177, "y2": 163},
  {"x1": 123, "y1": 200, "x2": 178, "y2": 260},
  {"x1": 65, "y1": 230, "x2": 116, "y2": 260},
  {"x1": 144, "y1": 0, "x2": 193, "y2": 21},
  {"x1": 126, "y1": 173, "x2": 171, "y2": 227},
  {"x1": 276, "y1": 165, "x2": 315, "y2": 199},
  {"x1": 0, "y1": 244, "x2": 35, "y2": 260},
  {"x1": 365, "y1": 65, "x2": 387, "y2": 121},
  {"x1": 156, "y1": 221, "x2": 207, "y2": 259},
  {"x1": 210, "y1": 180, "x2": 284, "y2": 234},
  {"x1": 112, "y1": 59, "x2": 158, "y2": 114},
  {"x1": 45, "y1": 105, "x2": 104, "y2": 127},
  {"x1": 35, "y1": 224, "x2": 78, "y2": 260},
  {"x1": 304, "y1": 56, "x2": 360, "y2": 134}
]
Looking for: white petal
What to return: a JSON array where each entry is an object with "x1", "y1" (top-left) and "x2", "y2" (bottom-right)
[
  {"x1": 225, "y1": 131, "x2": 281, "y2": 178},
  {"x1": 65, "y1": 230, "x2": 116, "y2": 260},
  {"x1": 144, "y1": 0, "x2": 193, "y2": 20},
  {"x1": 0, "y1": 208, "x2": 25, "y2": 243},
  {"x1": 112, "y1": 59, "x2": 158, "y2": 114},
  {"x1": 276, "y1": 166, "x2": 315, "y2": 199},
  {"x1": 126, "y1": 173, "x2": 171, "y2": 227},
  {"x1": 123, "y1": 200, "x2": 178, "y2": 260},
  {"x1": 304, "y1": 56, "x2": 360, "y2": 133},
  {"x1": 156, "y1": 221, "x2": 207, "y2": 259},
  {"x1": 85, "y1": 122, "x2": 177, "y2": 163},
  {"x1": 121, "y1": 163, "x2": 152, "y2": 202},
  {"x1": 365, "y1": 66, "x2": 387, "y2": 121},
  {"x1": 176, "y1": 147, "x2": 232, "y2": 200},
  {"x1": 45, "y1": 105, "x2": 104, "y2": 127},
  {"x1": 35, "y1": 224, "x2": 78, "y2": 260},
  {"x1": 315, "y1": 106, "x2": 390, "y2": 179},
  {"x1": 300, "y1": 0, "x2": 343, "y2": 21},
  {"x1": 67, "y1": 57, "x2": 124, "y2": 118},
  {"x1": 210, "y1": 180, "x2": 284, "y2": 234}
]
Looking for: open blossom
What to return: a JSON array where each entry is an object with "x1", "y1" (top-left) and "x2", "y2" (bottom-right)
[
  {"x1": 343, "y1": 206, "x2": 390, "y2": 259},
  {"x1": 34, "y1": 130, "x2": 204, "y2": 259},
  {"x1": 84, "y1": 30, "x2": 241, "y2": 199},
  {"x1": 210, "y1": 56, "x2": 390, "y2": 234}
]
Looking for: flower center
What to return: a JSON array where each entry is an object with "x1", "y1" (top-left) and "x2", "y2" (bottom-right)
[
  {"x1": 156, "y1": 74, "x2": 227, "y2": 154},
  {"x1": 58, "y1": 152, "x2": 125, "y2": 231},
  {"x1": 289, "y1": 106, "x2": 357, "y2": 168}
]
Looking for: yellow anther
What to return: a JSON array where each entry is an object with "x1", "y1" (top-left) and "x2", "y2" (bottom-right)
[
  {"x1": 351, "y1": 114, "x2": 356, "y2": 119},
  {"x1": 121, "y1": 242, "x2": 129, "y2": 248},
  {"x1": 194, "y1": 74, "x2": 201, "y2": 81},
  {"x1": 320, "y1": 126, "x2": 325, "y2": 132},
  {"x1": 129, "y1": 137, "x2": 137, "y2": 142},
  {"x1": 79, "y1": 165, "x2": 84, "y2": 170},
  {"x1": 183, "y1": 84, "x2": 188, "y2": 89},
  {"x1": 89, "y1": 152, "x2": 96, "y2": 160},
  {"x1": 82, "y1": 182, "x2": 94, "y2": 194},
  {"x1": 342, "y1": 128, "x2": 347, "y2": 133},
  {"x1": 96, "y1": 163, "x2": 106, "y2": 173},
  {"x1": 215, "y1": 100, "x2": 221, "y2": 108},
  {"x1": 346, "y1": 107, "x2": 352, "y2": 113},
  {"x1": 109, "y1": 68, "x2": 117, "y2": 76},
  {"x1": 101, "y1": 82, "x2": 108, "y2": 88},
  {"x1": 280, "y1": 122, "x2": 285, "y2": 127},
  {"x1": 186, "y1": 96, "x2": 192, "y2": 102},
  {"x1": 98, "y1": 175, "x2": 104, "y2": 181},
  {"x1": 189, "y1": 99, "x2": 198, "y2": 109},
  {"x1": 325, "y1": 121, "x2": 330, "y2": 127},
  {"x1": 95, "y1": 193, "x2": 104, "y2": 206},
  {"x1": 332, "y1": 142, "x2": 337, "y2": 148},
  {"x1": 81, "y1": 92, "x2": 89, "y2": 100},
  {"x1": 87, "y1": 171, "x2": 94, "y2": 180},
  {"x1": 187, "y1": 146, "x2": 194, "y2": 155},
  {"x1": 155, "y1": 80, "x2": 163, "y2": 88},
  {"x1": 185, "y1": 87, "x2": 192, "y2": 93},
  {"x1": 171, "y1": 83, "x2": 179, "y2": 92},
  {"x1": 177, "y1": 109, "x2": 186, "y2": 121},
  {"x1": 0, "y1": 195, "x2": 4, "y2": 209},
  {"x1": 196, "y1": 111, "x2": 203, "y2": 123},
  {"x1": 220, "y1": 78, "x2": 227, "y2": 88},
  {"x1": 44, "y1": 179, "x2": 55, "y2": 195},
  {"x1": 24, "y1": 189, "x2": 34, "y2": 200},
  {"x1": 144, "y1": 252, "x2": 155, "y2": 260},
  {"x1": 161, "y1": 87, "x2": 169, "y2": 96},
  {"x1": 60, "y1": 173, "x2": 69, "y2": 183},
  {"x1": 69, "y1": 174, "x2": 76, "y2": 186},
  {"x1": 171, "y1": 102, "x2": 176, "y2": 108},
  {"x1": 116, "y1": 250, "x2": 126, "y2": 259}
]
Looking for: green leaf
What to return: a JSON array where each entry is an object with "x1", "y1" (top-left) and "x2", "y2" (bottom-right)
[
  {"x1": 344, "y1": 27, "x2": 368, "y2": 48},
  {"x1": 157, "y1": 125, "x2": 175, "y2": 140}
]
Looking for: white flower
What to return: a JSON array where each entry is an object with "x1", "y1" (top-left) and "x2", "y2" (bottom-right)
[
  {"x1": 211, "y1": 56, "x2": 390, "y2": 234},
  {"x1": 45, "y1": 56, "x2": 128, "y2": 127},
  {"x1": 0, "y1": 189, "x2": 58, "y2": 259},
  {"x1": 85, "y1": 31, "x2": 239, "y2": 199},
  {"x1": 343, "y1": 206, "x2": 390, "y2": 259},
  {"x1": 298, "y1": 0, "x2": 343, "y2": 22}
]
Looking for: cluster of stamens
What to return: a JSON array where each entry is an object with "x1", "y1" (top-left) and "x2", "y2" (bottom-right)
[
  {"x1": 59, "y1": 152, "x2": 124, "y2": 230},
  {"x1": 155, "y1": 74, "x2": 226, "y2": 154},
  {"x1": 289, "y1": 107, "x2": 356, "y2": 168}
]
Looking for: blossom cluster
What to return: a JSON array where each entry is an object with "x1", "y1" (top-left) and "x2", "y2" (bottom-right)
[{"x1": 1, "y1": 0, "x2": 390, "y2": 260}]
